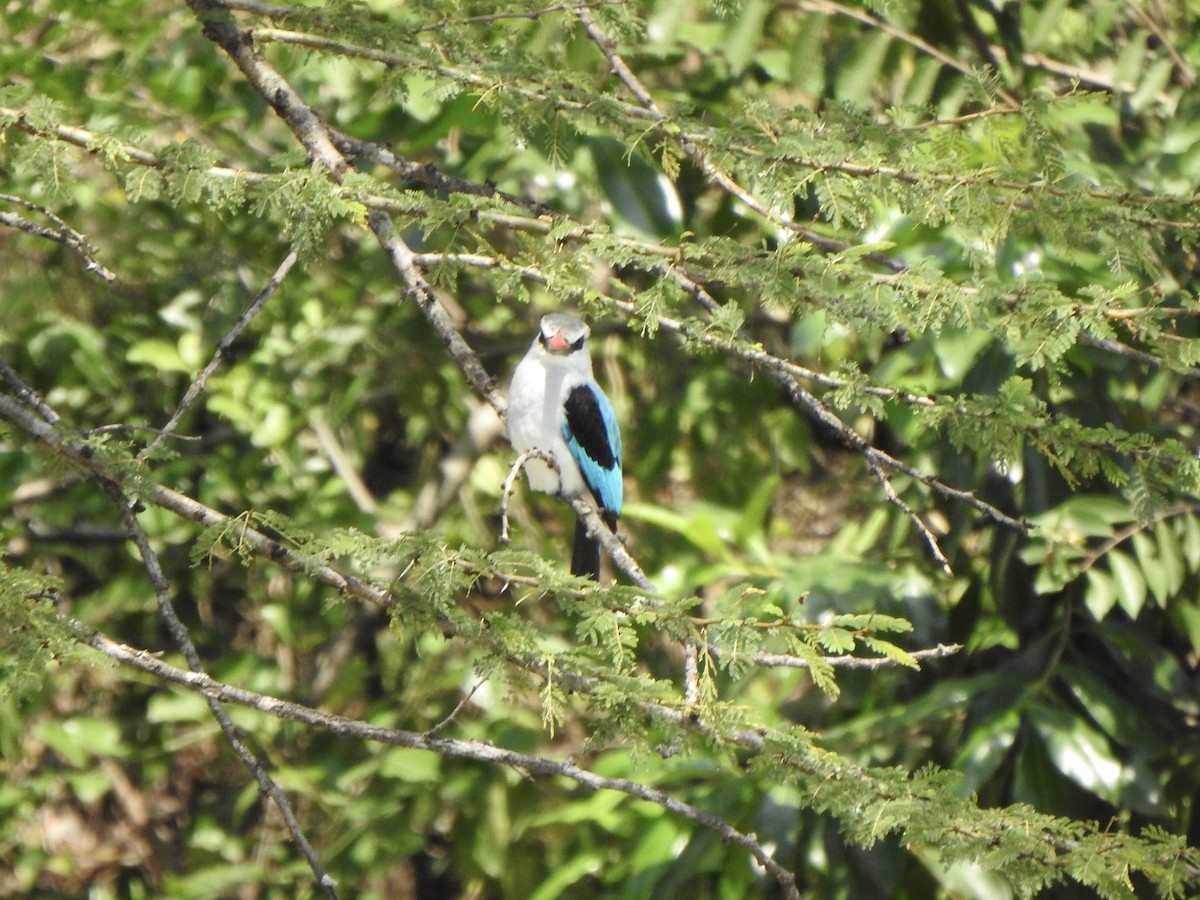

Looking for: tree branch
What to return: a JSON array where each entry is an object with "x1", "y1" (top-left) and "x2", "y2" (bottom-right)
[
  {"x1": 84, "y1": 626, "x2": 802, "y2": 900},
  {"x1": 568, "y1": 494, "x2": 654, "y2": 591},
  {"x1": 0, "y1": 194, "x2": 117, "y2": 283},
  {"x1": 754, "y1": 642, "x2": 961, "y2": 669},
  {"x1": 0, "y1": 356, "x2": 61, "y2": 425},
  {"x1": 143, "y1": 244, "x2": 300, "y2": 457}
]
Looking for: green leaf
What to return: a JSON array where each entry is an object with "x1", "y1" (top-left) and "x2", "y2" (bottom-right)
[
  {"x1": 1083, "y1": 567, "x2": 1117, "y2": 620},
  {"x1": 588, "y1": 137, "x2": 682, "y2": 239},
  {"x1": 1029, "y1": 703, "x2": 1126, "y2": 804},
  {"x1": 378, "y1": 747, "x2": 442, "y2": 783},
  {"x1": 1108, "y1": 551, "x2": 1146, "y2": 619},
  {"x1": 1167, "y1": 599, "x2": 1200, "y2": 657},
  {"x1": 817, "y1": 627, "x2": 855, "y2": 654},
  {"x1": 953, "y1": 708, "x2": 1020, "y2": 796},
  {"x1": 1153, "y1": 519, "x2": 1186, "y2": 598},
  {"x1": 859, "y1": 636, "x2": 919, "y2": 669},
  {"x1": 34, "y1": 716, "x2": 126, "y2": 765},
  {"x1": 126, "y1": 338, "x2": 189, "y2": 373},
  {"x1": 1130, "y1": 532, "x2": 1167, "y2": 606}
]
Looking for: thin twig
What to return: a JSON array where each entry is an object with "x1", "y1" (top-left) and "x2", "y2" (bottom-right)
[
  {"x1": 1080, "y1": 333, "x2": 1200, "y2": 379},
  {"x1": 328, "y1": 127, "x2": 551, "y2": 216},
  {"x1": 1077, "y1": 501, "x2": 1200, "y2": 573},
  {"x1": 500, "y1": 448, "x2": 560, "y2": 543},
  {"x1": 1121, "y1": 0, "x2": 1194, "y2": 88},
  {"x1": 414, "y1": 1, "x2": 612, "y2": 34},
  {"x1": 426, "y1": 675, "x2": 491, "y2": 737},
  {"x1": 683, "y1": 639, "x2": 701, "y2": 706},
  {"x1": 226, "y1": 0, "x2": 618, "y2": 32},
  {"x1": 310, "y1": 410, "x2": 378, "y2": 514},
  {"x1": 366, "y1": 211, "x2": 505, "y2": 415},
  {"x1": 765, "y1": 364, "x2": 1026, "y2": 531},
  {"x1": 224, "y1": 0, "x2": 294, "y2": 15},
  {"x1": 0, "y1": 196, "x2": 117, "y2": 283},
  {"x1": 639, "y1": 267, "x2": 937, "y2": 404},
  {"x1": 142, "y1": 244, "x2": 300, "y2": 458},
  {"x1": 868, "y1": 457, "x2": 953, "y2": 575},
  {"x1": 89, "y1": 423, "x2": 203, "y2": 440},
  {"x1": 0, "y1": 357, "x2": 60, "y2": 424},
  {"x1": 754, "y1": 643, "x2": 963, "y2": 670}
]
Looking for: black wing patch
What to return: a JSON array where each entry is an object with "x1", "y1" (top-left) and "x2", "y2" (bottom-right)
[{"x1": 563, "y1": 384, "x2": 618, "y2": 470}]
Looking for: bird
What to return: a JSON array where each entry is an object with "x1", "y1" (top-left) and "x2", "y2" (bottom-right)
[{"x1": 507, "y1": 313, "x2": 622, "y2": 579}]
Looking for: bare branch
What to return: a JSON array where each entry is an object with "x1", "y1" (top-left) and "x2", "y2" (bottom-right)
[
  {"x1": 330, "y1": 126, "x2": 550, "y2": 215},
  {"x1": 568, "y1": 494, "x2": 655, "y2": 591},
  {"x1": 500, "y1": 448, "x2": 560, "y2": 544},
  {"x1": 765, "y1": 363, "x2": 1025, "y2": 531},
  {"x1": 0, "y1": 356, "x2": 61, "y2": 424},
  {"x1": 366, "y1": 211, "x2": 505, "y2": 414},
  {"x1": 754, "y1": 643, "x2": 963, "y2": 670},
  {"x1": 0, "y1": 195, "x2": 117, "y2": 283},
  {"x1": 143, "y1": 245, "x2": 300, "y2": 457},
  {"x1": 868, "y1": 457, "x2": 953, "y2": 575}
]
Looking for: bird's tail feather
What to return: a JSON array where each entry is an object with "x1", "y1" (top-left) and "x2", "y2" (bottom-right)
[
  {"x1": 571, "y1": 511, "x2": 619, "y2": 580},
  {"x1": 571, "y1": 516, "x2": 601, "y2": 580}
]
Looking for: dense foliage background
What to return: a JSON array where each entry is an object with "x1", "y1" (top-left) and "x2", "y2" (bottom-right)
[{"x1": 2, "y1": 0, "x2": 1200, "y2": 897}]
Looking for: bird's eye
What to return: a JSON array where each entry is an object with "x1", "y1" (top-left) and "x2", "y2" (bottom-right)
[{"x1": 570, "y1": 335, "x2": 586, "y2": 351}]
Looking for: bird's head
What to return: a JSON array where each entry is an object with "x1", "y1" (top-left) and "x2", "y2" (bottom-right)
[{"x1": 538, "y1": 313, "x2": 590, "y2": 356}]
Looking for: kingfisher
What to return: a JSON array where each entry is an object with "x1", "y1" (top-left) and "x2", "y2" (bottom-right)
[{"x1": 507, "y1": 313, "x2": 623, "y2": 579}]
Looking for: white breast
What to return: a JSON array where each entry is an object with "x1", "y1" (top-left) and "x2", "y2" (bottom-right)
[{"x1": 507, "y1": 355, "x2": 586, "y2": 497}]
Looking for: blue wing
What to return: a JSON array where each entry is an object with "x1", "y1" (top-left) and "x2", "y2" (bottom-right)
[{"x1": 562, "y1": 382, "x2": 622, "y2": 516}]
